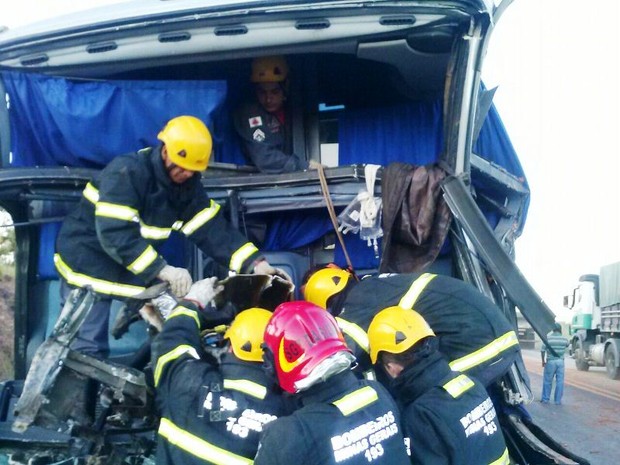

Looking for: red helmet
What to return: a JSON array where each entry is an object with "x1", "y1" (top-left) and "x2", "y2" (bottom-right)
[{"x1": 263, "y1": 301, "x2": 351, "y2": 393}]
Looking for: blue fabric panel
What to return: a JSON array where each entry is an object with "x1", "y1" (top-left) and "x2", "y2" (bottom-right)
[
  {"x1": 338, "y1": 100, "x2": 443, "y2": 166},
  {"x1": 212, "y1": 74, "x2": 248, "y2": 165},
  {"x1": 334, "y1": 234, "x2": 381, "y2": 271},
  {"x1": 212, "y1": 103, "x2": 247, "y2": 165},
  {"x1": 262, "y1": 211, "x2": 333, "y2": 251},
  {"x1": 473, "y1": 104, "x2": 529, "y2": 231},
  {"x1": 2, "y1": 71, "x2": 227, "y2": 168},
  {"x1": 38, "y1": 222, "x2": 62, "y2": 280},
  {"x1": 474, "y1": 103, "x2": 526, "y2": 180}
]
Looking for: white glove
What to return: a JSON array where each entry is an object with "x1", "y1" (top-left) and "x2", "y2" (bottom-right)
[
  {"x1": 157, "y1": 265, "x2": 193, "y2": 298},
  {"x1": 253, "y1": 259, "x2": 293, "y2": 283},
  {"x1": 184, "y1": 277, "x2": 224, "y2": 308},
  {"x1": 308, "y1": 160, "x2": 324, "y2": 170}
]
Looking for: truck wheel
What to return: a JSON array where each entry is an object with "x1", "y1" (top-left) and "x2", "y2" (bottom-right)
[
  {"x1": 574, "y1": 339, "x2": 589, "y2": 371},
  {"x1": 605, "y1": 346, "x2": 620, "y2": 380}
]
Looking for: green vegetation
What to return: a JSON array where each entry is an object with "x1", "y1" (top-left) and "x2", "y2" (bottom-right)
[{"x1": 0, "y1": 208, "x2": 15, "y2": 381}]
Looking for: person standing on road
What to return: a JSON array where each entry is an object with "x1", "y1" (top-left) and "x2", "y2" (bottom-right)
[
  {"x1": 540, "y1": 322, "x2": 570, "y2": 405},
  {"x1": 55, "y1": 115, "x2": 286, "y2": 358}
]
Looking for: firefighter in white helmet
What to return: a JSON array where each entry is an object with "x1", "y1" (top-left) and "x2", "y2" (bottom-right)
[{"x1": 55, "y1": 115, "x2": 287, "y2": 358}]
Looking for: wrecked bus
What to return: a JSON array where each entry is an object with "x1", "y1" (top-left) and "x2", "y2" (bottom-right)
[{"x1": 0, "y1": 0, "x2": 588, "y2": 464}]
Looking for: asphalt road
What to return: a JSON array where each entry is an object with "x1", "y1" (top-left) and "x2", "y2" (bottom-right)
[{"x1": 520, "y1": 349, "x2": 620, "y2": 465}]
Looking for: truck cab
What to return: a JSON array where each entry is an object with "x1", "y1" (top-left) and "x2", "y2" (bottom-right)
[
  {"x1": 565, "y1": 266, "x2": 620, "y2": 380},
  {"x1": 0, "y1": 0, "x2": 589, "y2": 463}
]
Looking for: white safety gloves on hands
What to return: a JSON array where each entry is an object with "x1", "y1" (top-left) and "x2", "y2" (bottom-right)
[
  {"x1": 253, "y1": 259, "x2": 293, "y2": 283},
  {"x1": 184, "y1": 277, "x2": 224, "y2": 309},
  {"x1": 157, "y1": 265, "x2": 193, "y2": 298}
]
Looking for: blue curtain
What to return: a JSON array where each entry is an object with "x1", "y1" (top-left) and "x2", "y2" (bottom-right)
[
  {"x1": 2, "y1": 71, "x2": 227, "y2": 168},
  {"x1": 338, "y1": 100, "x2": 443, "y2": 166}
]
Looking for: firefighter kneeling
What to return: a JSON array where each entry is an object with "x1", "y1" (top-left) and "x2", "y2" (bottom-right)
[
  {"x1": 367, "y1": 306, "x2": 510, "y2": 465},
  {"x1": 151, "y1": 277, "x2": 286, "y2": 465}
]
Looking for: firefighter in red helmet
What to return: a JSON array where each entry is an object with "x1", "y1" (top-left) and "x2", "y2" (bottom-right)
[{"x1": 254, "y1": 301, "x2": 410, "y2": 464}]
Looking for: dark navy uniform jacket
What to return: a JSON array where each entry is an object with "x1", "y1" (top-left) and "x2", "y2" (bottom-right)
[
  {"x1": 152, "y1": 303, "x2": 286, "y2": 465},
  {"x1": 233, "y1": 101, "x2": 309, "y2": 173},
  {"x1": 55, "y1": 146, "x2": 260, "y2": 298},
  {"x1": 333, "y1": 272, "x2": 520, "y2": 385},
  {"x1": 254, "y1": 370, "x2": 410, "y2": 465},
  {"x1": 392, "y1": 351, "x2": 509, "y2": 465}
]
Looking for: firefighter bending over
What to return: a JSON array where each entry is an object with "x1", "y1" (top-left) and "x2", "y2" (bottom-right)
[
  {"x1": 152, "y1": 277, "x2": 286, "y2": 464},
  {"x1": 368, "y1": 307, "x2": 510, "y2": 465},
  {"x1": 254, "y1": 301, "x2": 410, "y2": 465},
  {"x1": 303, "y1": 266, "x2": 521, "y2": 385},
  {"x1": 54, "y1": 115, "x2": 286, "y2": 358}
]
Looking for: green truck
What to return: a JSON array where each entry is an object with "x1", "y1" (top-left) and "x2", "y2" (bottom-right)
[{"x1": 564, "y1": 262, "x2": 620, "y2": 380}]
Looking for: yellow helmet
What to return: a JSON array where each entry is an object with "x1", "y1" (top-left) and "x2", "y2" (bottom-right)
[
  {"x1": 368, "y1": 306, "x2": 435, "y2": 364},
  {"x1": 157, "y1": 115, "x2": 212, "y2": 171},
  {"x1": 224, "y1": 307, "x2": 272, "y2": 362},
  {"x1": 251, "y1": 56, "x2": 289, "y2": 83},
  {"x1": 303, "y1": 267, "x2": 352, "y2": 309}
]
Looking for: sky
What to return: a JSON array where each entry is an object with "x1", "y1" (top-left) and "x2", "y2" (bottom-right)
[
  {"x1": 2, "y1": 0, "x2": 619, "y2": 320},
  {"x1": 483, "y1": 1, "x2": 620, "y2": 319}
]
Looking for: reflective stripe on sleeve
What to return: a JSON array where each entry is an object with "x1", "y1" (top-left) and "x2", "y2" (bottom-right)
[
  {"x1": 336, "y1": 317, "x2": 370, "y2": 353},
  {"x1": 127, "y1": 245, "x2": 159, "y2": 274},
  {"x1": 158, "y1": 417, "x2": 253, "y2": 465},
  {"x1": 180, "y1": 200, "x2": 221, "y2": 236},
  {"x1": 167, "y1": 306, "x2": 201, "y2": 327},
  {"x1": 154, "y1": 344, "x2": 200, "y2": 387},
  {"x1": 449, "y1": 330, "x2": 519, "y2": 373},
  {"x1": 332, "y1": 386, "x2": 378, "y2": 416},
  {"x1": 223, "y1": 379, "x2": 267, "y2": 400},
  {"x1": 83, "y1": 182, "x2": 99, "y2": 204},
  {"x1": 442, "y1": 374, "x2": 475, "y2": 398},
  {"x1": 489, "y1": 448, "x2": 510, "y2": 465},
  {"x1": 229, "y1": 242, "x2": 259, "y2": 273},
  {"x1": 95, "y1": 201, "x2": 139, "y2": 222},
  {"x1": 398, "y1": 273, "x2": 437, "y2": 309},
  {"x1": 54, "y1": 253, "x2": 146, "y2": 298},
  {"x1": 140, "y1": 223, "x2": 173, "y2": 240}
]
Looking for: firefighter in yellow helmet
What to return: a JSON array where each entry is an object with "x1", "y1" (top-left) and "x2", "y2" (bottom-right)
[
  {"x1": 151, "y1": 278, "x2": 286, "y2": 465},
  {"x1": 55, "y1": 115, "x2": 287, "y2": 358},
  {"x1": 234, "y1": 56, "x2": 322, "y2": 173},
  {"x1": 368, "y1": 307, "x2": 510, "y2": 465},
  {"x1": 302, "y1": 265, "x2": 520, "y2": 386}
]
